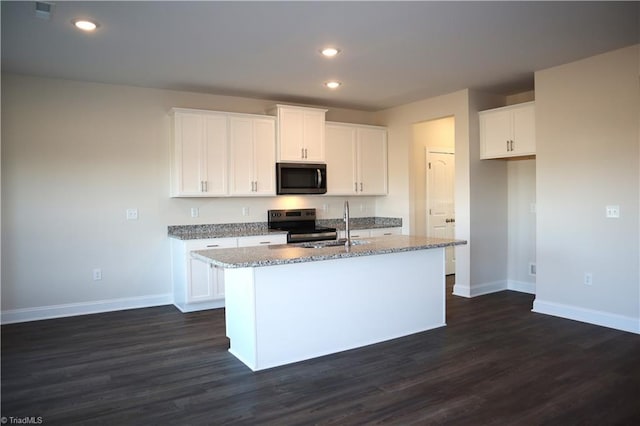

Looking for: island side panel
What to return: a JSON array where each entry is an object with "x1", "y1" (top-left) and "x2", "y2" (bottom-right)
[
  {"x1": 247, "y1": 248, "x2": 445, "y2": 371},
  {"x1": 224, "y1": 268, "x2": 259, "y2": 370}
]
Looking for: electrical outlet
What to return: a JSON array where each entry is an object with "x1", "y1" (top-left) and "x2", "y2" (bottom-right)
[
  {"x1": 528, "y1": 262, "x2": 537, "y2": 277},
  {"x1": 93, "y1": 268, "x2": 102, "y2": 281},
  {"x1": 242, "y1": 207, "x2": 250, "y2": 216},
  {"x1": 190, "y1": 207, "x2": 199, "y2": 218},
  {"x1": 126, "y1": 208, "x2": 138, "y2": 220},
  {"x1": 584, "y1": 272, "x2": 592, "y2": 286}
]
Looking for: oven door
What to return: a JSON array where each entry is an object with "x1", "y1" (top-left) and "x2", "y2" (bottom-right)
[
  {"x1": 276, "y1": 163, "x2": 327, "y2": 195},
  {"x1": 287, "y1": 229, "x2": 338, "y2": 243}
]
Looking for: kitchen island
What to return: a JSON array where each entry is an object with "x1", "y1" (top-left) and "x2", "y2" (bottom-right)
[{"x1": 193, "y1": 235, "x2": 466, "y2": 371}]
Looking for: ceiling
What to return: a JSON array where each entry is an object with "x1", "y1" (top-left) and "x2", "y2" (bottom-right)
[{"x1": 2, "y1": 1, "x2": 638, "y2": 111}]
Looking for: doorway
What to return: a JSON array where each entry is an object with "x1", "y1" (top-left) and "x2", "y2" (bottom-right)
[
  {"x1": 426, "y1": 149, "x2": 455, "y2": 274},
  {"x1": 412, "y1": 116, "x2": 456, "y2": 278}
]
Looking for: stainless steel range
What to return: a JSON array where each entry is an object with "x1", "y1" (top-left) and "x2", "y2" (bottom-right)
[{"x1": 268, "y1": 208, "x2": 337, "y2": 243}]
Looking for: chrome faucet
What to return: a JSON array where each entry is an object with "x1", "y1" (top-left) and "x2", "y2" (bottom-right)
[{"x1": 343, "y1": 200, "x2": 351, "y2": 247}]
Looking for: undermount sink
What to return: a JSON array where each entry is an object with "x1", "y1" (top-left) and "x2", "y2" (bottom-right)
[{"x1": 297, "y1": 239, "x2": 371, "y2": 249}]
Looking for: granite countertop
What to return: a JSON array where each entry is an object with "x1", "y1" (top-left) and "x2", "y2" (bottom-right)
[
  {"x1": 192, "y1": 235, "x2": 466, "y2": 268},
  {"x1": 168, "y1": 217, "x2": 402, "y2": 240}
]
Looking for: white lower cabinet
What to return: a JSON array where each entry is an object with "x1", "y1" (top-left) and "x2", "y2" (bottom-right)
[
  {"x1": 339, "y1": 227, "x2": 402, "y2": 239},
  {"x1": 237, "y1": 234, "x2": 287, "y2": 247},
  {"x1": 172, "y1": 234, "x2": 286, "y2": 312}
]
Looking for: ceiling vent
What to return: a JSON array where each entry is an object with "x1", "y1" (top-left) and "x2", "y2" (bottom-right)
[{"x1": 34, "y1": 2, "x2": 54, "y2": 20}]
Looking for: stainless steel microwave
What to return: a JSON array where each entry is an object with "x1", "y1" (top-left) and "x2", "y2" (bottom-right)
[{"x1": 276, "y1": 163, "x2": 327, "y2": 195}]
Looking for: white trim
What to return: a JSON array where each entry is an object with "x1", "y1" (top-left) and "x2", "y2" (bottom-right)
[
  {"x1": 453, "y1": 280, "x2": 507, "y2": 298},
  {"x1": 452, "y1": 283, "x2": 471, "y2": 298},
  {"x1": 1, "y1": 293, "x2": 173, "y2": 324},
  {"x1": 173, "y1": 299, "x2": 225, "y2": 313},
  {"x1": 507, "y1": 279, "x2": 536, "y2": 294},
  {"x1": 532, "y1": 299, "x2": 640, "y2": 335}
]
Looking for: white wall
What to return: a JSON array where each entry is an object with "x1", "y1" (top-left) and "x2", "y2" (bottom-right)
[
  {"x1": 507, "y1": 159, "x2": 536, "y2": 293},
  {"x1": 375, "y1": 89, "x2": 510, "y2": 296},
  {"x1": 533, "y1": 45, "x2": 640, "y2": 333},
  {"x1": 0, "y1": 74, "x2": 378, "y2": 318}
]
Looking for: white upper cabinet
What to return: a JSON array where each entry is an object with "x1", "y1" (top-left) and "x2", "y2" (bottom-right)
[
  {"x1": 171, "y1": 108, "x2": 228, "y2": 197},
  {"x1": 479, "y1": 101, "x2": 535, "y2": 159},
  {"x1": 357, "y1": 126, "x2": 388, "y2": 195},
  {"x1": 274, "y1": 105, "x2": 327, "y2": 162},
  {"x1": 325, "y1": 124, "x2": 357, "y2": 194},
  {"x1": 325, "y1": 122, "x2": 388, "y2": 195},
  {"x1": 229, "y1": 115, "x2": 276, "y2": 196}
]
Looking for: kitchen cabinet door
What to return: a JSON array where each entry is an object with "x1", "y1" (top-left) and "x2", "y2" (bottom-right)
[
  {"x1": 339, "y1": 227, "x2": 401, "y2": 239},
  {"x1": 325, "y1": 124, "x2": 358, "y2": 195},
  {"x1": 369, "y1": 227, "x2": 402, "y2": 237},
  {"x1": 185, "y1": 238, "x2": 237, "y2": 303},
  {"x1": 229, "y1": 115, "x2": 276, "y2": 196},
  {"x1": 357, "y1": 127, "x2": 388, "y2": 195},
  {"x1": 237, "y1": 234, "x2": 287, "y2": 247},
  {"x1": 171, "y1": 109, "x2": 228, "y2": 197},
  {"x1": 480, "y1": 102, "x2": 535, "y2": 159},
  {"x1": 325, "y1": 122, "x2": 387, "y2": 195},
  {"x1": 275, "y1": 105, "x2": 327, "y2": 162}
]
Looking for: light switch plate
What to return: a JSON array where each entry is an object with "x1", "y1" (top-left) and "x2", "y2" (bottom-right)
[
  {"x1": 605, "y1": 205, "x2": 620, "y2": 218},
  {"x1": 190, "y1": 207, "x2": 199, "y2": 218}
]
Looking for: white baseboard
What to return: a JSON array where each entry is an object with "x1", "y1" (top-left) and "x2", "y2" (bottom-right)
[
  {"x1": 1, "y1": 293, "x2": 173, "y2": 324},
  {"x1": 173, "y1": 299, "x2": 225, "y2": 313},
  {"x1": 453, "y1": 280, "x2": 507, "y2": 298},
  {"x1": 532, "y1": 299, "x2": 640, "y2": 335},
  {"x1": 452, "y1": 283, "x2": 471, "y2": 298},
  {"x1": 507, "y1": 280, "x2": 536, "y2": 294}
]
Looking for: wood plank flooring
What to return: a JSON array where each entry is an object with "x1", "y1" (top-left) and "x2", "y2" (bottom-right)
[{"x1": 2, "y1": 279, "x2": 639, "y2": 425}]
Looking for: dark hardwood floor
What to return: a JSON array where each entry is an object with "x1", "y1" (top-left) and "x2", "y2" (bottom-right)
[{"x1": 2, "y1": 277, "x2": 639, "y2": 425}]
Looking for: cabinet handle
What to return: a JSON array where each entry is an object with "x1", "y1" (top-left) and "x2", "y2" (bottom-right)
[
  {"x1": 506, "y1": 140, "x2": 510, "y2": 152},
  {"x1": 510, "y1": 140, "x2": 514, "y2": 151},
  {"x1": 259, "y1": 241, "x2": 271, "y2": 244},
  {"x1": 207, "y1": 244, "x2": 220, "y2": 248},
  {"x1": 305, "y1": 148, "x2": 308, "y2": 159},
  {"x1": 254, "y1": 181, "x2": 258, "y2": 192},
  {"x1": 355, "y1": 182, "x2": 358, "y2": 192},
  {"x1": 301, "y1": 148, "x2": 305, "y2": 159},
  {"x1": 383, "y1": 232, "x2": 392, "y2": 236},
  {"x1": 360, "y1": 182, "x2": 363, "y2": 192}
]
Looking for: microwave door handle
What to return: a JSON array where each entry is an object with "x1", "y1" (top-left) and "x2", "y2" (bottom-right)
[{"x1": 316, "y1": 168, "x2": 322, "y2": 188}]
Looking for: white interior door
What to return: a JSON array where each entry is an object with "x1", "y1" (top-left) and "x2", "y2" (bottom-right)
[{"x1": 426, "y1": 150, "x2": 455, "y2": 275}]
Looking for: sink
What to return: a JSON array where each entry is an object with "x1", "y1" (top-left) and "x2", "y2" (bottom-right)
[{"x1": 297, "y1": 239, "x2": 371, "y2": 249}]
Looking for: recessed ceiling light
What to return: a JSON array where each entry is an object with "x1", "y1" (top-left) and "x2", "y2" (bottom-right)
[
  {"x1": 73, "y1": 19, "x2": 98, "y2": 32},
  {"x1": 324, "y1": 81, "x2": 342, "y2": 89},
  {"x1": 321, "y1": 47, "x2": 341, "y2": 58}
]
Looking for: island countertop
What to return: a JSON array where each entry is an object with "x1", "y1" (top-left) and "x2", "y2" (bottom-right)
[{"x1": 192, "y1": 235, "x2": 466, "y2": 268}]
